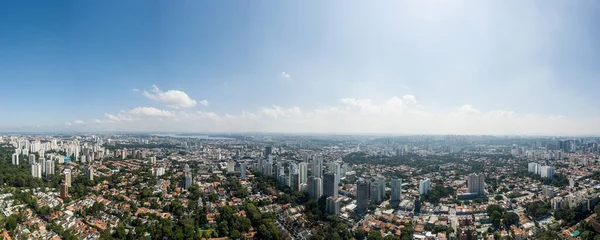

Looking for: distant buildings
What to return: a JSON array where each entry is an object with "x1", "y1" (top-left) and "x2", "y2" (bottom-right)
[{"x1": 419, "y1": 178, "x2": 431, "y2": 195}]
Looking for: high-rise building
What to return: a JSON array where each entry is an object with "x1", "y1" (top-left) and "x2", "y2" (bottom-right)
[
  {"x1": 308, "y1": 176, "x2": 323, "y2": 200},
  {"x1": 227, "y1": 160, "x2": 235, "y2": 172},
  {"x1": 29, "y1": 154, "x2": 36, "y2": 163},
  {"x1": 11, "y1": 153, "x2": 19, "y2": 165},
  {"x1": 264, "y1": 146, "x2": 272, "y2": 158},
  {"x1": 419, "y1": 178, "x2": 431, "y2": 195},
  {"x1": 312, "y1": 156, "x2": 323, "y2": 178},
  {"x1": 64, "y1": 169, "x2": 72, "y2": 187},
  {"x1": 542, "y1": 185, "x2": 555, "y2": 198},
  {"x1": 240, "y1": 163, "x2": 247, "y2": 180},
  {"x1": 528, "y1": 162, "x2": 540, "y2": 174},
  {"x1": 298, "y1": 162, "x2": 308, "y2": 184},
  {"x1": 541, "y1": 166, "x2": 555, "y2": 178},
  {"x1": 31, "y1": 163, "x2": 42, "y2": 178},
  {"x1": 391, "y1": 179, "x2": 403, "y2": 202},
  {"x1": 85, "y1": 166, "x2": 94, "y2": 181},
  {"x1": 370, "y1": 181, "x2": 384, "y2": 203},
  {"x1": 291, "y1": 173, "x2": 300, "y2": 191},
  {"x1": 184, "y1": 164, "x2": 192, "y2": 189},
  {"x1": 356, "y1": 179, "x2": 370, "y2": 213},
  {"x1": 45, "y1": 160, "x2": 55, "y2": 176},
  {"x1": 326, "y1": 196, "x2": 341, "y2": 215},
  {"x1": 59, "y1": 183, "x2": 69, "y2": 199},
  {"x1": 467, "y1": 174, "x2": 485, "y2": 197},
  {"x1": 323, "y1": 172, "x2": 339, "y2": 198}
]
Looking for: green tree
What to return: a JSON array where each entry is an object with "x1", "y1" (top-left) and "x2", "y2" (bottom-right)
[{"x1": 367, "y1": 230, "x2": 383, "y2": 240}]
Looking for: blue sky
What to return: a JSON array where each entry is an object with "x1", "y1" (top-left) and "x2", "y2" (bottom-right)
[{"x1": 1, "y1": 0, "x2": 599, "y2": 135}]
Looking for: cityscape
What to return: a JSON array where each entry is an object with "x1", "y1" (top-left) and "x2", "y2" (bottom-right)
[
  {"x1": 1, "y1": 135, "x2": 600, "y2": 240},
  {"x1": 2, "y1": 1, "x2": 600, "y2": 240}
]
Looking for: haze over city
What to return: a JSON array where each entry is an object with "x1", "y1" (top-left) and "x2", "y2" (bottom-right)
[{"x1": 1, "y1": 0, "x2": 600, "y2": 135}]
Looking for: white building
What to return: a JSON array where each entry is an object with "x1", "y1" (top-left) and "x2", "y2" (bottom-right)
[
  {"x1": 11, "y1": 153, "x2": 19, "y2": 165},
  {"x1": 541, "y1": 166, "x2": 555, "y2": 178},
  {"x1": 419, "y1": 178, "x2": 431, "y2": 195}
]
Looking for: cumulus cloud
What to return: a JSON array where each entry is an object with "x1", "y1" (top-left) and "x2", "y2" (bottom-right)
[
  {"x1": 280, "y1": 72, "x2": 291, "y2": 79},
  {"x1": 85, "y1": 95, "x2": 599, "y2": 135},
  {"x1": 142, "y1": 85, "x2": 203, "y2": 109},
  {"x1": 73, "y1": 120, "x2": 85, "y2": 125},
  {"x1": 64, "y1": 122, "x2": 72, "y2": 126},
  {"x1": 127, "y1": 107, "x2": 174, "y2": 117},
  {"x1": 198, "y1": 100, "x2": 209, "y2": 106}
]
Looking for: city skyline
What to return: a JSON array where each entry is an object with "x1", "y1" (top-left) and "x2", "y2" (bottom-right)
[{"x1": 1, "y1": 1, "x2": 600, "y2": 135}]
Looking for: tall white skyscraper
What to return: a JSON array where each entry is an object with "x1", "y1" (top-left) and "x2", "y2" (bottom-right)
[
  {"x1": 12, "y1": 153, "x2": 19, "y2": 165},
  {"x1": 298, "y1": 162, "x2": 308, "y2": 184},
  {"x1": 29, "y1": 154, "x2": 36, "y2": 163},
  {"x1": 31, "y1": 163, "x2": 42, "y2": 178},
  {"x1": 227, "y1": 160, "x2": 235, "y2": 172},
  {"x1": 312, "y1": 156, "x2": 323, "y2": 178},
  {"x1": 391, "y1": 179, "x2": 402, "y2": 202},
  {"x1": 541, "y1": 166, "x2": 555, "y2": 178},
  {"x1": 467, "y1": 174, "x2": 485, "y2": 196},
  {"x1": 64, "y1": 169, "x2": 72, "y2": 187},
  {"x1": 419, "y1": 178, "x2": 431, "y2": 195},
  {"x1": 45, "y1": 160, "x2": 55, "y2": 176}
]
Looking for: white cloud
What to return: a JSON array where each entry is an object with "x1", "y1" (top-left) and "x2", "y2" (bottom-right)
[
  {"x1": 73, "y1": 120, "x2": 85, "y2": 125},
  {"x1": 280, "y1": 72, "x2": 291, "y2": 79},
  {"x1": 127, "y1": 107, "x2": 174, "y2": 117},
  {"x1": 142, "y1": 85, "x2": 203, "y2": 109},
  {"x1": 198, "y1": 100, "x2": 209, "y2": 106},
  {"x1": 64, "y1": 122, "x2": 72, "y2": 126},
  {"x1": 82, "y1": 95, "x2": 599, "y2": 135},
  {"x1": 132, "y1": 89, "x2": 140, "y2": 92},
  {"x1": 457, "y1": 104, "x2": 480, "y2": 115}
]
